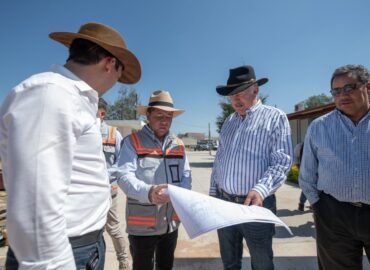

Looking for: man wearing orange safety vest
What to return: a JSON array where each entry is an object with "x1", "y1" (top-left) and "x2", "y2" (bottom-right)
[
  {"x1": 97, "y1": 98, "x2": 129, "y2": 270},
  {"x1": 116, "y1": 90, "x2": 192, "y2": 270}
]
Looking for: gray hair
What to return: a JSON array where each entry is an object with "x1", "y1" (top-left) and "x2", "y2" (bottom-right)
[{"x1": 331, "y1": 64, "x2": 370, "y2": 87}]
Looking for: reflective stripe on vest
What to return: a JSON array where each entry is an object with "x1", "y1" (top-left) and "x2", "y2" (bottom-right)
[
  {"x1": 130, "y1": 132, "x2": 185, "y2": 157},
  {"x1": 102, "y1": 125, "x2": 118, "y2": 197},
  {"x1": 172, "y1": 213, "x2": 180, "y2": 222},
  {"x1": 127, "y1": 216, "x2": 156, "y2": 226},
  {"x1": 102, "y1": 126, "x2": 116, "y2": 145}
]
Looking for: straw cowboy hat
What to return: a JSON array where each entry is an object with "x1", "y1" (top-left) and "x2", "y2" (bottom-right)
[
  {"x1": 136, "y1": 90, "x2": 184, "y2": 117},
  {"x1": 49, "y1": 22, "x2": 141, "y2": 84},
  {"x1": 216, "y1": 65, "x2": 268, "y2": 96}
]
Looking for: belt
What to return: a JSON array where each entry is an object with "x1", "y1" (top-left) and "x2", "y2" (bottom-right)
[
  {"x1": 350, "y1": 202, "x2": 370, "y2": 208},
  {"x1": 217, "y1": 188, "x2": 246, "y2": 204},
  {"x1": 322, "y1": 192, "x2": 370, "y2": 209},
  {"x1": 69, "y1": 229, "x2": 103, "y2": 248}
]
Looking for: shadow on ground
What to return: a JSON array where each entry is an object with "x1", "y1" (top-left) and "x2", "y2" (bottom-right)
[
  {"x1": 275, "y1": 221, "x2": 316, "y2": 239},
  {"x1": 277, "y1": 208, "x2": 312, "y2": 217},
  {"x1": 190, "y1": 162, "x2": 214, "y2": 168},
  {"x1": 174, "y1": 256, "x2": 319, "y2": 270}
]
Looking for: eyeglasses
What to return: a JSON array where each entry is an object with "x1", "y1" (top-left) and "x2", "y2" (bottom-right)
[{"x1": 330, "y1": 82, "x2": 364, "y2": 96}]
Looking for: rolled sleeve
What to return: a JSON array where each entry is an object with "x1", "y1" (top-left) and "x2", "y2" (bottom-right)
[
  {"x1": 209, "y1": 151, "x2": 220, "y2": 197},
  {"x1": 180, "y1": 154, "x2": 192, "y2": 190},
  {"x1": 299, "y1": 125, "x2": 320, "y2": 204},
  {"x1": 254, "y1": 114, "x2": 293, "y2": 199}
]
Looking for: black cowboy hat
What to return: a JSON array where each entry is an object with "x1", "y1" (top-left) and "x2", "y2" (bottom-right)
[{"x1": 216, "y1": 65, "x2": 268, "y2": 96}]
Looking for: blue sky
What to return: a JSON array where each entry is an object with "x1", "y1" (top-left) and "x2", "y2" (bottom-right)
[{"x1": 2, "y1": 0, "x2": 370, "y2": 135}]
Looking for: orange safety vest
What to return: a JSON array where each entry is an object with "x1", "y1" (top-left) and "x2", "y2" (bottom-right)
[{"x1": 126, "y1": 130, "x2": 186, "y2": 236}]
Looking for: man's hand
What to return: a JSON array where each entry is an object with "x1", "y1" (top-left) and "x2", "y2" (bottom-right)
[
  {"x1": 149, "y1": 184, "x2": 170, "y2": 204},
  {"x1": 244, "y1": 190, "x2": 263, "y2": 206}
]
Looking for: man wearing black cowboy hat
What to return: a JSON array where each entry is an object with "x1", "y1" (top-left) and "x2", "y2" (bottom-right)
[
  {"x1": 210, "y1": 65, "x2": 293, "y2": 270},
  {"x1": 0, "y1": 22, "x2": 141, "y2": 270}
]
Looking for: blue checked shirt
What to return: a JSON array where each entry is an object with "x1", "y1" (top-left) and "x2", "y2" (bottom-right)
[
  {"x1": 299, "y1": 109, "x2": 370, "y2": 205},
  {"x1": 210, "y1": 101, "x2": 293, "y2": 199}
]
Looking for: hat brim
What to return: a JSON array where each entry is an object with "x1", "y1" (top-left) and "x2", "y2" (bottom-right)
[
  {"x1": 136, "y1": 106, "x2": 184, "y2": 118},
  {"x1": 49, "y1": 32, "x2": 141, "y2": 84},
  {"x1": 216, "y1": 78, "x2": 268, "y2": 96}
]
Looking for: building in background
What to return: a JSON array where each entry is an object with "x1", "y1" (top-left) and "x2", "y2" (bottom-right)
[
  {"x1": 106, "y1": 120, "x2": 145, "y2": 138},
  {"x1": 287, "y1": 103, "x2": 335, "y2": 146}
]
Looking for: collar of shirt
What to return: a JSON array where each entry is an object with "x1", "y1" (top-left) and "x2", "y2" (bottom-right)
[
  {"x1": 142, "y1": 124, "x2": 175, "y2": 147},
  {"x1": 335, "y1": 108, "x2": 370, "y2": 130},
  {"x1": 50, "y1": 64, "x2": 99, "y2": 103},
  {"x1": 234, "y1": 100, "x2": 262, "y2": 120}
]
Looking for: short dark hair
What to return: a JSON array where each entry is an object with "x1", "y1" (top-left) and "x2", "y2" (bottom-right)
[
  {"x1": 67, "y1": 38, "x2": 124, "y2": 71},
  {"x1": 331, "y1": 64, "x2": 370, "y2": 87},
  {"x1": 98, "y1": 98, "x2": 108, "y2": 111}
]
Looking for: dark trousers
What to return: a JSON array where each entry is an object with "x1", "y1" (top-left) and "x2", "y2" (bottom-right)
[
  {"x1": 299, "y1": 191, "x2": 307, "y2": 205},
  {"x1": 314, "y1": 192, "x2": 370, "y2": 270},
  {"x1": 6, "y1": 233, "x2": 106, "y2": 270},
  {"x1": 129, "y1": 230, "x2": 178, "y2": 270},
  {"x1": 217, "y1": 192, "x2": 276, "y2": 270}
]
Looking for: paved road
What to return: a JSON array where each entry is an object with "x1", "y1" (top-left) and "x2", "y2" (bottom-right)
[{"x1": 1, "y1": 151, "x2": 369, "y2": 270}]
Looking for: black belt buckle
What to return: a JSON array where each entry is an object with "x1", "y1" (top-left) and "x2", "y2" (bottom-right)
[{"x1": 217, "y1": 188, "x2": 246, "y2": 204}]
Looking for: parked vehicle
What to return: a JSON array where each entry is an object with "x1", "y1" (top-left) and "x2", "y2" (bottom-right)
[
  {"x1": 211, "y1": 143, "x2": 218, "y2": 150},
  {"x1": 194, "y1": 143, "x2": 209, "y2": 151}
]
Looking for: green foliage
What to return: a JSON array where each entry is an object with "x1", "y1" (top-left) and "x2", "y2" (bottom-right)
[
  {"x1": 106, "y1": 88, "x2": 140, "y2": 120},
  {"x1": 215, "y1": 99, "x2": 234, "y2": 133},
  {"x1": 304, "y1": 93, "x2": 333, "y2": 109},
  {"x1": 215, "y1": 94, "x2": 269, "y2": 133},
  {"x1": 287, "y1": 164, "x2": 299, "y2": 184}
]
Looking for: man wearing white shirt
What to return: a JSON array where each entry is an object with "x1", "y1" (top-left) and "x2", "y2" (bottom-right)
[{"x1": 0, "y1": 22, "x2": 141, "y2": 270}]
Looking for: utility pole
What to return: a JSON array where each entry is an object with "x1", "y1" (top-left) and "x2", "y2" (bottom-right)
[
  {"x1": 134, "y1": 92, "x2": 138, "y2": 120},
  {"x1": 208, "y1": 123, "x2": 212, "y2": 156}
]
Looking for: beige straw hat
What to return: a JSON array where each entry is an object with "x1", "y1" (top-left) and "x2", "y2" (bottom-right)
[{"x1": 136, "y1": 90, "x2": 184, "y2": 117}]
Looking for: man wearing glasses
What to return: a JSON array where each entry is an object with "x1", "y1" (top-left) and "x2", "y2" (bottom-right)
[{"x1": 299, "y1": 64, "x2": 370, "y2": 270}]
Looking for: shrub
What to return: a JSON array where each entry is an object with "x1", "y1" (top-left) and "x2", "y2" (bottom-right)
[{"x1": 287, "y1": 165, "x2": 299, "y2": 184}]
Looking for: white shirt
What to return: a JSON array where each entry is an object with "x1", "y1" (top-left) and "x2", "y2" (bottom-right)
[{"x1": 0, "y1": 65, "x2": 111, "y2": 269}]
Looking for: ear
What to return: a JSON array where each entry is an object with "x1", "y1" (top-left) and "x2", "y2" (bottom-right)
[
  {"x1": 103, "y1": 57, "x2": 116, "y2": 72},
  {"x1": 97, "y1": 109, "x2": 106, "y2": 120}
]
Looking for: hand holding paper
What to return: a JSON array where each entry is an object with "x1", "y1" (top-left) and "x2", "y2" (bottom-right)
[{"x1": 167, "y1": 184, "x2": 292, "y2": 239}]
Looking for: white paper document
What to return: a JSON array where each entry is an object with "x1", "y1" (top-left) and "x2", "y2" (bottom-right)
[{"x1": 167, "y1": 185, "x2": 293, "y2": 239}]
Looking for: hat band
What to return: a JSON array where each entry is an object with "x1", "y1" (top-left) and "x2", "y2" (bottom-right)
[
  {"x1": 227, "y1": 78, "x2": 256, "y2": 87},
  {"x1": 148, "y1": 101, "x2": 174, "y2": 108}
]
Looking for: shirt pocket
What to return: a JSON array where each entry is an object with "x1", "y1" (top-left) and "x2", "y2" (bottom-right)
[
  {"x1": 137, "y1": 158, "x2": 160, "y2": 183},
  {"x1": 167, "y1": 159, "x2": 182, "y2": 184}
]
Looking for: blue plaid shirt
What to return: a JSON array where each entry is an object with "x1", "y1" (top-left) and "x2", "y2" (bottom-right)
[
  {"x1": 299, "y1": 109, "x2": 370, "y2": 205},
  {"x1": 210, "y1": 101, "x2": 293, "y2": 199}
]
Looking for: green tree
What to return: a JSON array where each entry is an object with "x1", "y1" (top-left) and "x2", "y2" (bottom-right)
[
  {"x1": 216, "y1": 94, "x2": 268, "y2": 133},
  {"x1": 304, "y1": 93, "x2": 333, "y2": 109},
  {"x1": 106, "y1": 88, "x2": 140, "y2": 120}
]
